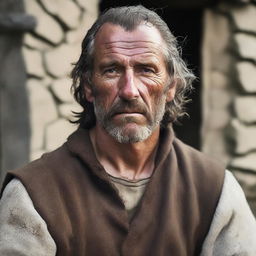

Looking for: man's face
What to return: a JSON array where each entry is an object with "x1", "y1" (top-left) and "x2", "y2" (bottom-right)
[{"x1": 85, "y1": 23, "x2": 176, "y2": 143}]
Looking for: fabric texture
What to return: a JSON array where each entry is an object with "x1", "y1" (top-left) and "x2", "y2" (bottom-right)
[
  {"x1": 108, "y1": 174, "x2": 150, "y2": 221},
  {"x1": 1, "y1": 127, "x2": 225, "y2": 256},
  {"x1": 0, "y1": 179, "x2": 56, "y2": 256},
  {"x1": 200, "y1": 171, "x2": 256, "y2": 256},
  {"x1": 1, "y1": 171, "x2": 256, "y2": 255}
]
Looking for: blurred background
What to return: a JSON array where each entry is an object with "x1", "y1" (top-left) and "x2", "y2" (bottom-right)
[{"x1": 0, "y1": 0, "x2": 256, "y2": 214}]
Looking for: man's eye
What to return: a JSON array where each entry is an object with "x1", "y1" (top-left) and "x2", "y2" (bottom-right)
[
  {"x1": 143, "y1": 68, "x2": 153, "y2": 73},
  {"x1": 103, "y1": 68, "x2": 117, "y2": 74},
  {"x1": 139, "y1": 66, "x2": 155, "y2": 74}
]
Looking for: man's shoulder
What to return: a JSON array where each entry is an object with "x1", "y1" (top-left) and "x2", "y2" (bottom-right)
[
  {"x1": 1, "y1": 143, "x2": 69, "y2": 193},
  {"x1": 171, "y1": 137, "x2": 226, "y2": 188},
  {"x1": 173, "y1": 137, "x2": 225, "y2": 169},
  {"x1": 4, "y1": 128, "x2": 92, "y2": 182}
]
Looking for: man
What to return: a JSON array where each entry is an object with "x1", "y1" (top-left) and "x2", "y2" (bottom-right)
[{"x1": 0, "y1": 5, "x2": 255, "y2": 256}]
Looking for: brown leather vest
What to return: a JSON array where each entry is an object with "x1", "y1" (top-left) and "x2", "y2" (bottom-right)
[{"x1": 2, "y1": 127, "x2": 225, "y2": 256}]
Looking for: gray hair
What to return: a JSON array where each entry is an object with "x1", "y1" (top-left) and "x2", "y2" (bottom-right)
[{"x1": 71, "y1": 5, "x2": 195, "y2": 128}]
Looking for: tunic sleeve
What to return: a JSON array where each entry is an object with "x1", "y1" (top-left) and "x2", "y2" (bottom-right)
[
  {"x1": 200, "y1": 170, "x2": 256, "y2": 255},
  {"x1": 0, "y1": 178, "x2": 56, "y2": 256}
]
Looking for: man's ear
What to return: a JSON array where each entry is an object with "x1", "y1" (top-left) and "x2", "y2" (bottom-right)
[
  {"x1": 84, "y1": 82, "x2": 94, "y2": 102},
  {"x1": 166, "y1": 79, "x2": 177, "y2": 103}
]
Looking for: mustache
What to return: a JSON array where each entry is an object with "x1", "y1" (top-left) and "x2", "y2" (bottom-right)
[{"x1": 107, "y1": 99, "x2": 149, "y2": 117}]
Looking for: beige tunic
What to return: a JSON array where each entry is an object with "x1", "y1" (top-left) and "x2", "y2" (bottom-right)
[{"x1": 108, "y1": 174, "x2": 150, "y2": 221}]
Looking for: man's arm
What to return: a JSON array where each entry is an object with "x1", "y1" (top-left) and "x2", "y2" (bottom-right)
[
  {"x1": 1, "y1": 172, "x2": 255, "y2": 255},
  {"x1": 200, "y1": 170, "x2": 256, "y2": 255},
  {"x1": 0, "y1": 178, "x2": 56, "y2": 256}
]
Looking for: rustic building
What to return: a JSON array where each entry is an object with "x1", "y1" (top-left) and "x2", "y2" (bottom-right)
[{"x1": 0, "y1": 0, "x2": 256, "y2": 214}]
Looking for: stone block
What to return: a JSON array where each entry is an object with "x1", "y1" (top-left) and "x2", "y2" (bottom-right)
[
  {"x1": 24, "y1": 33, "x2": 51, "y2": 50},
  {"x1": 66, "y1": 11, "x2": 96, "y2": 44},
  {"x1": 45, "y1": 118, "x2": 77, "y2": 151},
  {"x1": 210, "y1": 71, "x2": 228, "y2": 89},
  {"x1": 235, "y1": 96, "x2": 256, "y2": 123},
  {"x1": 44, "y1": 43, "x2": 80, "y2": 78},
  {"x1": 27, "y1": 79, "x2": 58, "y2": 151},
  {"x1": 24, "y1": 0, "x2": 63, "y2": 45},
  {"x1": 233, "y1": 170, "x2": 256, "y2": 199},
  {"x1": 237, "y1": 62, "x2": 256, "y2": 93},
  {"x1": 51, "y1": 78, "x2": 73, "y2": 102},
  {"x1": 22, "y1": 47, "x2": 45, "y2": 78},
  {"x1": 231, "y1": 119, "x2": 256, "y2": 154},
  {"x1": 59, "y1": 102, "x2": 82, "y2": 120},
  {"x1": 42, "y1": 75, "x2": 53, "y2": 88},
  {"x1": 202, "y1": 10, "x2": 231, "y2": 73},
  {"x1": 201, "y1": 9, "x2": 233, "y2": 163},
  {"x1": 208, "y1": 87, "x2": 231, "y2": 109},
  {"x1": 230, "y1": 152, "x2": 256, "y2": 171},
  {"x1": 206, "y1": 109, "x2": 230, "y2": 129},
  {"x1": 40, "y1": 0, "x2": 81, "y2": 29},
  {"x1": 201, "y1": 132, "x2": 230, "y2": 165},
  {"x1": 231, "y1": 5, "x2": 256, "y2": 33},
  {"x1": 235, "y1": 33, "x2": 256, "y2": 61},
  {"x1": 76, "y1": 0, "x2": 99, "y2": 14}
]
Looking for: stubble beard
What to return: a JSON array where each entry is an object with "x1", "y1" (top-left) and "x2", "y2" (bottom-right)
[{"x1": 93, "y1": 97, "x2": 166, "y2": 144}]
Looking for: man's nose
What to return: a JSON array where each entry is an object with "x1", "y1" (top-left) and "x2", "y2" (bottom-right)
[{"x1": 118, "y1": 70, "x2": 139, "y2": 100}]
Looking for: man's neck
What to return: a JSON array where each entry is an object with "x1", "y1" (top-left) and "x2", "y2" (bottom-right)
[{"x1": 89, "y1": 125, "x2": 160, "y2": 181}]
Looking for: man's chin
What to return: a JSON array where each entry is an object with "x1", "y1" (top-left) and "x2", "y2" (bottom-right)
[{"x1": 106, "y1": 124, "x2": 152, "y2": 144}]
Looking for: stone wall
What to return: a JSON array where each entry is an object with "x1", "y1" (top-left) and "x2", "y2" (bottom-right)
[
  {"x1": 22, "y1": 0, "x2": 98, "y2": 161},
  {"x1": 201, "y1": 1, "x2": 256, "y2": 214}
]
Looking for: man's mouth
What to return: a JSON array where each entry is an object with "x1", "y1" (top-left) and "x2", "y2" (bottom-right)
[
  {"x1": 108, "y1": 100, "x2": 148, "y2": 118},
  {"x1": 113, "y1": 110, "x2": 144, "y2": 116}
]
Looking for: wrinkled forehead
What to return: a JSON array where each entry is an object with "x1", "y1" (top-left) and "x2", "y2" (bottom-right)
[
  {"x1": 94, "y1": 23, "x2": 165, "y2": 59},
  {"x1": 95, "y1": 23, "x2": 164, "y2": 45}
]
